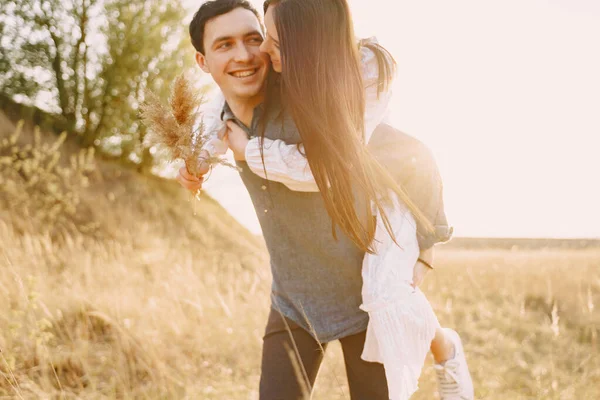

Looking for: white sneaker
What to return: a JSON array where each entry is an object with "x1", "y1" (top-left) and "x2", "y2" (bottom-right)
[{"x1": 434, "y1": 328, "x2": 474, "y2": 399}]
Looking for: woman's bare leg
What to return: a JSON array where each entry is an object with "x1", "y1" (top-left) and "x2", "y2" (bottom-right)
[{"x1": 430, "y1": 327, "x2": 456, "y2": 364}]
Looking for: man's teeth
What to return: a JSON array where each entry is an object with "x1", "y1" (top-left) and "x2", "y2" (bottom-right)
[{"x1": 231, "y1": 69, "x2": 257, "y2": 78}]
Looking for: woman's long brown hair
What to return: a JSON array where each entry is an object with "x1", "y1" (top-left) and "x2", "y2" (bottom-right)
[{"x1": 263, "y1": 0, "x2": 434, "y2": 254}]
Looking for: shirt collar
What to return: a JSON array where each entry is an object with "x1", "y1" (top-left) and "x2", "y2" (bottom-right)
[
  {"x1": 220, "y1": 102, "x2": 238, "y2": 124},
  {"x1": 219, "y1": 73, "x2": 284, "y2": 126},
  {"x1": 220, "y1": 101, "x2": 267, "y2": 135}
]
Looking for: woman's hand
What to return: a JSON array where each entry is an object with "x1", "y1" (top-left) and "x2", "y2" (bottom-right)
[
  {"x1": 411, "y1": 259, "x2": 432, "y2": 288},
  {"x1": 225, "y1": 120, "x2": 250, "y2": 161}
]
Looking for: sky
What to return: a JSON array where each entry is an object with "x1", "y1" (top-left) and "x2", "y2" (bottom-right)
[{"x1": 192, "y1": 0, "x2": 600, "y2": 238}]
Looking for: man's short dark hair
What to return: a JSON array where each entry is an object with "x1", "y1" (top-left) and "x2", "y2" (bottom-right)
[{"x1": 189, "y1": 0, "x2": 261, "y2": 54}]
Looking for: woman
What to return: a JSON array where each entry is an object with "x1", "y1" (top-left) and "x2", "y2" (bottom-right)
[{"x1": 181, "y1": 0, "x2": 473, "y2": 398}]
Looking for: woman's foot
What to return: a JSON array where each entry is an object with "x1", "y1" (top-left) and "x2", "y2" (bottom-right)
[{"x1": 433, "y1": 328, "x2": 474, "y2": 399}]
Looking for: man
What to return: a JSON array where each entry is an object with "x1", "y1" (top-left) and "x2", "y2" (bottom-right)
[
  {"x1": 178, "y1": 1, "x2": 472, "y2": 399},
  {"x1": 177, "y1": 0, "x2": 269, "y2": 189},
  {"x1": 179, "y1": 2, "x2": 395, "y2": 398}
]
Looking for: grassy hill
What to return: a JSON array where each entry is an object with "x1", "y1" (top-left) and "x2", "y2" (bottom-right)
[
  {"x1": 0, "y1": 113, "x2": 599, "y2": 399},
  {"x1": 0, "y1": 113, "x2": 271, "y2": 398}
]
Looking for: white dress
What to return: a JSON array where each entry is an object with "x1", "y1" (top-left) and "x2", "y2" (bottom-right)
[
  {"x1": 198, "y1": 39, "x2": 440, "y2": 399},
  {"x1": 360, "y1": 193, "x2": 440, "y2": 399}
]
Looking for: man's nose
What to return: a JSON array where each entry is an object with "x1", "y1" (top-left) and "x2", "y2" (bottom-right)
[{"x1": 233, "y1": 44, "x2": 253, "y2": 63}]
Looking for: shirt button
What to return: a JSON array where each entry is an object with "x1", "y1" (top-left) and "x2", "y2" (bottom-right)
[
  {"x1": 264, "y1": 209, "x2": 268, "y2": 214},
  {"x1": 261, "y1": 185, "x2": 267, "y2": 190}
]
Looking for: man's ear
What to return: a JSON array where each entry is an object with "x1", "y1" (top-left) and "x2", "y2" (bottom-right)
[{"x1": 195, "y1": 52, "x2": 210, "y2": 74}]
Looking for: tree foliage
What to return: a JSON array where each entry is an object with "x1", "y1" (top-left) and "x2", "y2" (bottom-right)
[{"x1": 0, "y1": 0, "x2": 197, "y2": 170}]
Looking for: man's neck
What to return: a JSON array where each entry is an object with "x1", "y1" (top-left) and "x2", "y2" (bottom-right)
[{"x1": 224, "y1": 94, "x2": 264, "y2": 127}]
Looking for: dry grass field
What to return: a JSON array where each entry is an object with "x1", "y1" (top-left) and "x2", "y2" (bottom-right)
[{"x1": 1, "y1": 116, "x2": 599, "y2": 399}]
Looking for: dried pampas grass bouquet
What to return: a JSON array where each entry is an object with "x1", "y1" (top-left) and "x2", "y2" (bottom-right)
[{"x1": 140, "y1": 74, "x2": 234, "y2": 177}]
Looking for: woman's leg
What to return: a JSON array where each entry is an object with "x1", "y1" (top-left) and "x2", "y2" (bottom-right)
[
  {"x1": 430, "y1": 327, "x2": 456, "y2": 363},
  {"x1": 431, "y1": 327, "x2": 475, "y2": 399},
  {"x1": 259, "y1": 310, "x2": 328, "y2": 400},
  {"x1": 339, "y1": 330, "x2": 389, "y2": 400}
]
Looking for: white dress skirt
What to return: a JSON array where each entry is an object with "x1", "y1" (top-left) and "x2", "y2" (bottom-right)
[{"x1": 360, "y1": 193, "x2": 441, "y2": 400}]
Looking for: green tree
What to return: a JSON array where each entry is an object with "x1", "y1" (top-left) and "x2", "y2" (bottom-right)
[{"x1": 0, "y1": 0, "x2": 197, "y2": 171}]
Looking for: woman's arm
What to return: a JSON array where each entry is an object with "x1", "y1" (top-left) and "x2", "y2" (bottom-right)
[
  {"x1": 361, "y1": 37, "x2": 394, "y2": 144},
  {"x1": 245, "y1": 137, "x2": 320, "y2": 192},
  {"x1": 198, "y1": 91, "x2": 228, "y2": 156},
  {"x1": 194, "y1": 88, "x2": 318, "y2": 191},
  {"x1": 185, "y1": 91, "x2": 228, "y2": 176},
  {"x1": 412, "y1": 247, "x2": 434, "y2": 288},
  {"x1": 241, "y1": 41, "x2": 392, "y2": 191}
]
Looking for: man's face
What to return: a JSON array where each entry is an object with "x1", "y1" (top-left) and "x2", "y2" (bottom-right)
[{"x1": 196, "y1": 8, "x2": 270, "y2": 101}]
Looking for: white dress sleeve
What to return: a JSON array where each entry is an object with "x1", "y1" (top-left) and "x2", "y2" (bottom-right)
[
  {"x1": 361, "y1": 38, "x2": 393, "y2": 144},
  {"x1": 245, "y1": 39, "x2": 393, "y2": 191},
  {"x1": 196, "y1": 91, "x2": 228, "y2": 157},
  {"x1": 245, "y1": 138, "x2": 319, "y2": 192}
]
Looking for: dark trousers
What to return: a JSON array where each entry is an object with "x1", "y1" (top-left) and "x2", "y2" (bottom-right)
[{"x1": 259, "y1": 309, "x2": 388, "y2": 400}]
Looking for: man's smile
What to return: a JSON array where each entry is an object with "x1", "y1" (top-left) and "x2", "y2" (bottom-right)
[{"x1": 228, "y1": 67, "x2": 260, "y2": 79}]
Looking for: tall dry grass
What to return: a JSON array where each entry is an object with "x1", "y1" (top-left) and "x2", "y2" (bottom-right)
[
  {"x1": 140, "y1": 74, "x2": 236, "y2": 178},
  {"x1": 0, "y1": 118, "x2": 598, "y2": 399}
]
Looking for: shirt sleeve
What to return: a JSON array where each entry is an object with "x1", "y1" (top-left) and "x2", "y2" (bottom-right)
[
  {"x1": 245, "y1": 137, "x2": 320, "y2": 192},
  {"x1": 361, "y1": 37, "x2": 394, "y2": 145},
  {"x1": 196, "y1": 90, "x2": 228, "y2": 158},
  {"x1": 245, "y1": 38, "x2": 393, "y2": 192}
]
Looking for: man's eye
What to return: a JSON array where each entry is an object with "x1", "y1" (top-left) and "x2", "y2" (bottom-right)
[
  {"x1": 217, "y1": 42, "x2": 231, "y2": 50},
  {"x1": 249, "y1": 37, "x2": 263, "y2": 44}
]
